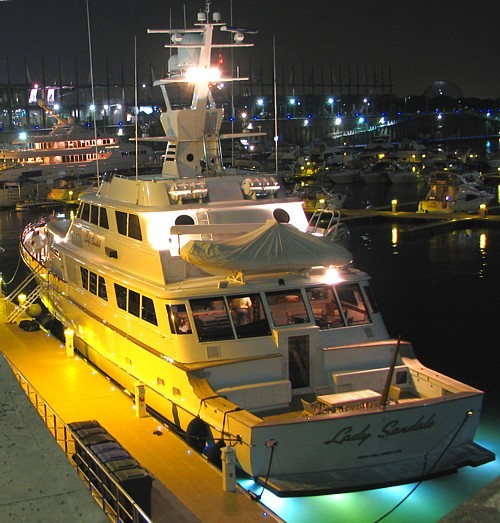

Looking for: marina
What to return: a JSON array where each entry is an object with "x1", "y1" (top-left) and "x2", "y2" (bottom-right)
[
  {"x1": 2, "y1": 196, "x2": 499, "y2": 522},
  {"x1": 0, "y1": 1, "x2": 499, "y2": 522}
]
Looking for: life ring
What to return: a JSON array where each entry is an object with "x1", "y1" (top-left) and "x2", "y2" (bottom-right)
[{"x1": 185, "y1": 417, "x2": 208, "y2": 452}]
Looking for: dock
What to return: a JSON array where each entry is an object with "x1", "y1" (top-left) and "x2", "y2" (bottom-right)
[
  {"x1": 336, "y1": 206, "x2": 500, "y2": 238},
  {"x1": 0, "y1": 297, "x2": 278, "y2": 523}
]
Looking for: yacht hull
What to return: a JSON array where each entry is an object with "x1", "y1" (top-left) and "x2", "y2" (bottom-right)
[{"x1": 27, "y1": 257, "x2": 492, "y2": 494}]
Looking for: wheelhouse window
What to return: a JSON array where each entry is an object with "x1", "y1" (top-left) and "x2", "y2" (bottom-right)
[
  {"x1": 167, "y1": 304, "x2": 192, "y2": 335},
  {"x1": 227, "y1": 294, "x2": 271, "y2": 338},
  {"x1": 305, "y1": 285, "x2": 344, "y2": 328},
  {"x1": 305, "y1": 283, "x2": 372, "y2": 329},
  {"x1": 264, "y1": 290, "x2": 308, "y2": 326},
  {"x1": 336, "y1": 283, "x2": 371, "y2": 325},
  {"x1": 190, "y1": 297, "x2": 234, "y2": 342}
]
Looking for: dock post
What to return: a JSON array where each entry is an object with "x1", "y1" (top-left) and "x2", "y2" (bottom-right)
[
  {"x1": 391, "y1": 199, "x2": 398, "y2": 212},
  {"x1": 134, "y1": 381, "x2": 148, "y2": 418},
  {"x1": 64, "y1": 328, "x2": 74, "y2": 357},
  {"x1": 221, "y1": 446, "x2": 236, "y2": 492},
  {"x1": 479, "y1": 204, "x2": 487, "y2": 218}
]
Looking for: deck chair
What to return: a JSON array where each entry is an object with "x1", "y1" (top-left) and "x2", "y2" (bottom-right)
[
  {"x1": 389, "y1": 385, "x2": 401, "y2": 404},
  {"x1": 301, "y1": 399, "x2": 320, "y2": 417}
]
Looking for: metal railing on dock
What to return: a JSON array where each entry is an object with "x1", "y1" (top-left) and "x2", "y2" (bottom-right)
[{"x1": 5, "y1": 356, "x2": 152, "y2": 523}]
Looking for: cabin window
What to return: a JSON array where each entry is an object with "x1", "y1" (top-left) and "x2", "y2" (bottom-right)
[
  {"x1": 128, "y1": 214, "x2": 142, "y2": 240},
  {"x1": 264, "y1": 290, "x2": 308, "y2": 326},
  {"x1": 336, "y1": 283, "x2": 371, "y2": 325},
  {"x1": 89, "y1": 272, "x2": 98, "y2": 294},
  {"x1": 80, "y1": 203, "x2": 90, "y2": 222},
  {"x1": 305, "y1": 285, "x2": 345, "y2": 329},
  {"x1": 141, "y1": 296, "x2": 157, "y2": 325},
  {"x1": 90, "y1": 205, "x2": 99, "y2": 225},
  {"x1": 80, "y1": 267, "x2": 89, "y2": 289},
  {"x1": 99, "y1": 207, "x2": 109, "y2": 229},
  {"x1": 115, "y1": 284, "x2": 127, "y2": 311},
  {"x1": 113, "y1": 284, "x2": 156, "y2": 324},
  {"x1": 167, "y1": 304, "x2": 191, "y2": 335},
  {"x1": 129, "y1": 290, "x2": 141, "y2": 317},
  {"x1": 227, "y1": 294, "x2": 271, "y2": 338},
  {"x1": 115, "y1": 211, "x2": 142, "y2": 240},
  {"x1": 80, "y1": 267, "x2": 108, "y2": 301},
  {"x1": 98, "y1": 276, "x2": 108, "y2": 300},
  {"x1": 116, "y1": 211, "x2": 127, "y2": 235},
  {"x1": 190, "y1": 298, "x2": 234, "y2": 342}
]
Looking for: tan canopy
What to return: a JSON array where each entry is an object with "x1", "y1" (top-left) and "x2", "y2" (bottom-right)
[{"x1": 180, "y1": 220, "x2": 352, "y2": 276}]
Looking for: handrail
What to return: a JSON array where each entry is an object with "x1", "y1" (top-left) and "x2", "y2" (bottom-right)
[{"x1": 3, "y1": 355, "x2": 152, "y2": 523}]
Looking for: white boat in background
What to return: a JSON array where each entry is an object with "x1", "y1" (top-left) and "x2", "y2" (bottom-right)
[
  {"x1": 418, "y1": 171, "x2": 494, "y2": 213},
  {"x1": 327, "y1": 166, "x2": 362, "y2": 184},
  {"x1": 387, "y1": 162, "x2": 425, "y2": 184},
  {"x1": 16, "y1": 1, "x2": 494, "y2": 497},
  {"x1": 0, "y1": 101, "x2": 157, "y2": 184}
]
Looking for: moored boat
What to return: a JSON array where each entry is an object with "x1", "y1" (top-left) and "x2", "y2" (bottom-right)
[
  {"x1": 418, "y1": 171, "x2": 494, "y2": 213},
  {"x1": 17, "y1": 2, "x2": 494, "y2": 496},
  {"x1": 387, "y1": 162, "x2": 425, "y2": 184},
  {"x1": 0, "y1": 100, "x2": 157, "y2": 185}
]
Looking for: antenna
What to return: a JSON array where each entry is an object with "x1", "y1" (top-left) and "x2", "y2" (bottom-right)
[
  {"x1": 85, "y1": 0, "x2": 100, "y2": 185},
  {"x1": 134, "y1": 36, "x2": 139, "y2": 185}
]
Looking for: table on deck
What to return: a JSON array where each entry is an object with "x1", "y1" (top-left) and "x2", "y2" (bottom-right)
[{"x1": 317, "y1": 389, "x2": 382, "y2": 411}]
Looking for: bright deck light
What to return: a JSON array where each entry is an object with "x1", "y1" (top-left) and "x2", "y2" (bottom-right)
[
  {"x1": 185, "y1": 66, "x2": 221, "y2": 83},
  {"x1": 323, "y1": 267, "x2": 342, "y2": 284}
]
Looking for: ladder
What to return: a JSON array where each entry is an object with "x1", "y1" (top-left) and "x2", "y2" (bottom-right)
[
  {"x1": 4, "y1": 267, "x2": 46, "y2": 323},
  {"x1": 306, "y1": 209, "x2": 342, "y2": 240}
]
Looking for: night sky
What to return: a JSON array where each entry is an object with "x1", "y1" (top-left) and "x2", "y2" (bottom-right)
[{"x1": 1, "y1": 0, "x2": 498, "y2": 99}]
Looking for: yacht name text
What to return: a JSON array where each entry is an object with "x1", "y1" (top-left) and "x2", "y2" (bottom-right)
[{"x1": 323, "y1": 414, "x2": 436, "y2": 447}]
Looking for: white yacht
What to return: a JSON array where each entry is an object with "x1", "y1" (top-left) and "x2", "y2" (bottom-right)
[
  {"x1": 418, "y1": 171, "x2": 494, "y2": 213},
  {"x1": 0, "y1": 103, "x2": 157, "y2": 184},
  {"x1": 18, "y1": 2, "x2": 493, "y2": 496}
]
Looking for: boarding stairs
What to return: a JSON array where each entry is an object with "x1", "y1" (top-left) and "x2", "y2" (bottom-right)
[{"x1": 5, "y1": 269, "x2": 45, "y2": 323}]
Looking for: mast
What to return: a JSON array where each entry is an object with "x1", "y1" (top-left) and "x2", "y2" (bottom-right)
[{"x1": 146, "y1": 1, "x2": 255, "y2": 178}]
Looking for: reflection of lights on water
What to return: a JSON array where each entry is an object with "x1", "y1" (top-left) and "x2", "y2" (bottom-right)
[
  {"x1": 479, "y1": 233, "x2": 487, "y2": 251},
  {"x1": 391, "y1": 226, "x2": 398, "y2": 248},
  {"x1": 479, "y1": 233, "x2": 487, "y2": 278}
]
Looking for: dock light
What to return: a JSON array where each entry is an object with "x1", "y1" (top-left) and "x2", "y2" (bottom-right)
[
  {"x1": 64, "y1": 328, "x2": 74, "y2": 357},
  {"x1": 479, "y1": 204, "x2": 487, "y2": 218},
  {"x1": 391, "y1": 199, "x2": 398, "y2": 212},
  {"x1": 18, "y1": 293, "x2": 27, "y2": 306}
]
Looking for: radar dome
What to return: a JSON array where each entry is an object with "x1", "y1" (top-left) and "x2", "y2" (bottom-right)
[{"x1": 424, "y1": 80, "x2": 463, "y2": 99}]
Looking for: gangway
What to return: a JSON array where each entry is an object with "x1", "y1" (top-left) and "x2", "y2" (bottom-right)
[{"x1": 4, "y1": 267, "x2": 46, "y2": 323}]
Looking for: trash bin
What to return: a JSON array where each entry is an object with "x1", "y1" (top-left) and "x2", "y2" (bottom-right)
[
  {"x1": 68, "y1": 420, "x2": 102, "y2": 431},
  {"x1": 74, "y1": 426, "x2": 107, "y2": 439},
  {"x1": 104, "y1": 458, "x2": 140, "y2": 474},
  {"x1": 112, "y1": 467, "x2": 153, "y2": 517}
]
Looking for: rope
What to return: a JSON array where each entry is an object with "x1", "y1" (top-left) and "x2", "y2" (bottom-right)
[
  {"x1": 249, "y1": 439, "x2": 278, "y2": 502},
  {"x1": 2, "y1": 253, "x2": 22, "y2": 285},
  {"x1": 374, "y1": 409, "x2": 474, "y2": 522}
]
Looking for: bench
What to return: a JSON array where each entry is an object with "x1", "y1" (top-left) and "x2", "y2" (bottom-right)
[{"x1": 332, "y1": 365, "x2": 409, "y2": 393}]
